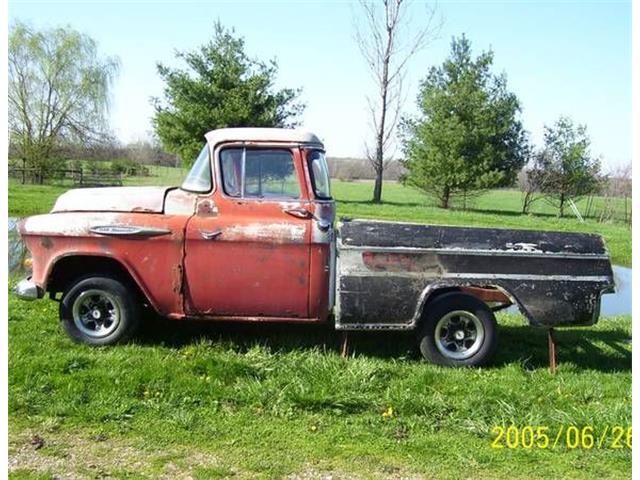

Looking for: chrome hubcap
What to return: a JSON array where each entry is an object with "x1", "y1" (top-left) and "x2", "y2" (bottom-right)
[
  {"x1": 72, "y1": 289, "x2": 121, "y2": 338},
  {"x1": 434, "y1": 310, "x2": 485, "y2": 360}
]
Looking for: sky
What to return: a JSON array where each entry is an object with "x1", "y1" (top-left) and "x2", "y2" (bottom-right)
[{"x1": 8, "y1": 0, "x2": 632, "y2": 171}]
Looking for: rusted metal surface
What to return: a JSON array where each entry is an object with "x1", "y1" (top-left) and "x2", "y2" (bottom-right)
[
  {"x1": 459, "y1": 286, "x2": 511, "y2": 304},
  {"x1": 336, "y1": 220, "x2": 614, "y2": 330},
  {"x1": 19, "y1": 212, "x2": 188, "y2": 317},
  {"x1": 165, "y1": 188, "x2": 197, "y2": 216},
  {"x1": 340, "y1": 219, "x2": 609, "y2": 255},
  {"x1": 184, "y1": 147, "x2": 311, "y2": 318},
  {"x1": 18, "y1": 131, "x2": 333, "y2": 326}
]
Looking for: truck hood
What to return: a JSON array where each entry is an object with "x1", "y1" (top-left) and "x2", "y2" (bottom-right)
[{"x1": 52, "y1": 186, "x2": 173, "y2": 213}]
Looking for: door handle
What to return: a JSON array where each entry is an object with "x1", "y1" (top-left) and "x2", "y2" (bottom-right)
[
  {"x1": 283, "y1": 207, "x2": 313, "y2": 219},
  {"x1": 200, "y1": 229, "x2": 223, "y2": 240}
]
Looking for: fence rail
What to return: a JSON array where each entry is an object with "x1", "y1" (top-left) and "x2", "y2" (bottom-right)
[{"x1": 8, "y1": 166, "x2": 122, "y2": 187}]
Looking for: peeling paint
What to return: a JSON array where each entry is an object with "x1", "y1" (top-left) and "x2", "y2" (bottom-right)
[
  {"x1": 223, "y1": 223, "x2": 306, "y2": 243},
  {"x1": 505, "y1": 242, "x2": 543, "y2": 253},
  {"x1": 196, "y1": 199, "x2": 219, "y2": 217},
  {"x1": 40, "y1": 237, "x2": 53, "y2": 249},
  {"x1": 164, "y1": 189, "x2": 197, "y2": 216}
]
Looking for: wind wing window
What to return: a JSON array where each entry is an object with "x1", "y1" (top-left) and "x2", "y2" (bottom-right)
[{"x1": 181, "y1": 145, "x2": 212, "y2": 192}]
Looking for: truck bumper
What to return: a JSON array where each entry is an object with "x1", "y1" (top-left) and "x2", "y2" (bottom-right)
[{"x1": 14, "y1": 278, "x2": 43, "y2": 301}]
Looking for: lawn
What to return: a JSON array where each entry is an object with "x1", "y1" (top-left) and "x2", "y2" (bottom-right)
[
  {"x1": 8, "y1": 172, "x2": 632, "y2": 266},
  {"x1": 7, "y1": 169, "x2": 632, "y2": 478},
  {"x1": 7, "y1": 291, "x2": 632, "y2": 479}
]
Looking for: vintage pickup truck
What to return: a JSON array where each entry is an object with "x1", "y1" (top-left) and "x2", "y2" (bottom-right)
[{"x1": 15, "y1": 128, "x2": 615, "y2": 366}]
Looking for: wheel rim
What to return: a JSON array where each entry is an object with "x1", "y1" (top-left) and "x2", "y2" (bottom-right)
[
  {"x1": 71, "y1": 289, "x2": 122, "y2": 338},
  {"x1": 434, "y1": 310, "x2": 485, "y2": 360}
]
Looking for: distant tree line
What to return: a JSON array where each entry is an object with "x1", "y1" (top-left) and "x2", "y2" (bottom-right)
[
  {"x1": 327, "y1": 157, "x2": 405, "y2": 182},
  {"x1": 9, "y1": 138, "x2": 178, "y2": 167}
]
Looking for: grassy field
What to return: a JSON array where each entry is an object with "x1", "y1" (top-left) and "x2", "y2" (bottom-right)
[
  {"x1": 8, "y1": 291, "x2": 632, "y2": 479},
  {"x1": 7, "y1": 168, "x2": 632, "y2": 478},
  {"x1": 8, "y1": 167, "x2": 632, "y2": 266}
]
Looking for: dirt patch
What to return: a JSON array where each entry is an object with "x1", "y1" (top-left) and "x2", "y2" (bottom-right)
[
  {"x1": 9, "y1": 429, "x2": 426, "y2": 479},
  {"x1": 9, "y1": 428, "x2": 224, "y2": 479},
  {"x1": 286, "y1": 466, "x2": 426, "y2": 480}
]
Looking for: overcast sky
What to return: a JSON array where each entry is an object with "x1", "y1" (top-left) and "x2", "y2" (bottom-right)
[{"x1": 9, "y1": 0, "x2": 632, "y2": 171}]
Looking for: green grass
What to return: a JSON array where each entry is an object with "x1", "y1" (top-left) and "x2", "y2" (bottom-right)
[
  {"x1": 8, "y1": 183, "x2": 70, "y2": 217},
  {"x1": 9, "y1": 171, "x2": 631, "y2": 266},
  {"x1": 8, "y1": 291, "x2": 631, "y2": 478},
  {"x1": 7, "y1": 170, "x2": 632, "y2": 477}
]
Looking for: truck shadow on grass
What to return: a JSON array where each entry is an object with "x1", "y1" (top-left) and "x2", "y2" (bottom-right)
[{"x1": 136, "y1": 317, "x2": 631, "y2": 373}]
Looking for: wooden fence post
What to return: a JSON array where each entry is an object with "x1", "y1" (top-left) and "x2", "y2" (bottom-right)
[{"x1": 548, "y1": 328, "x2": 557, "y2": 374}]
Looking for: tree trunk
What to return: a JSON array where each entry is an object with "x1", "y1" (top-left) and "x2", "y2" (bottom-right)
[
  {"x1": 439, "y1": 186, "x2": 450, "y2": 209},
  {"x1": 558, "y1": 193, "x2": 565, "y2": 218},
  {"x1": 371, "y1": 20, "x2": 392, "y2": 204},
  {"x1": 372, "y1": 172, "x2": 383, "y2": 203},
  {"x1": 522, "y1": 192, "x2": 531, "y2": 214},
  {"x1": 371, "y1": 100, "x2": 387, "y2": 204}
]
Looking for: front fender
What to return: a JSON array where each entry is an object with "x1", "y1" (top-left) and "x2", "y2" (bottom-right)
[{"x1": 19, "y1": 212, "x2": 189, "y2": 317}]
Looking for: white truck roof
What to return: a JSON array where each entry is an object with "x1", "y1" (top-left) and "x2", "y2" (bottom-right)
[{"x1": 205, "y1": 127, "x2": 323, "y2": 147}]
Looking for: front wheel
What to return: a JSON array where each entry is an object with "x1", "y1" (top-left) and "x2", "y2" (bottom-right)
[
  {"x1": 60, "y1": 276, "x2": 140, "y2": 346},
  {"x1": 418, "y1": 292, "x2": 497, "y2": 367}
]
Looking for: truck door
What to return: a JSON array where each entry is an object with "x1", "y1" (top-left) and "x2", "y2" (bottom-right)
[{"x1": 183, "y1": 146, "x2": 312, "y2": 318}]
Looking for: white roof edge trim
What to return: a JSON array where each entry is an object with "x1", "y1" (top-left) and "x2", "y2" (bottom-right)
[{"x1": 204, "y1": 127, "x2": 323, "y2": 147}]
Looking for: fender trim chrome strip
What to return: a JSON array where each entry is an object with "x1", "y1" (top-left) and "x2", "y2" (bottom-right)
[{"x1": 90, "y1": 225, "x2": 172, "y2": 237}]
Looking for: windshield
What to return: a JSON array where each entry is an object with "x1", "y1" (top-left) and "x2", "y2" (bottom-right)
[
  {"x1": 307, "y1": 150, "x2": 331, "y2": 199},
  {"x1": 181, "y1": 145, "x2": 212, "y2": 192}
]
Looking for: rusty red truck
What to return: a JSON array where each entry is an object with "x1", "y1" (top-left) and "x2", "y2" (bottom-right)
[{"x1": 15, "y1": 128, "x2": 615, "y2": 366}]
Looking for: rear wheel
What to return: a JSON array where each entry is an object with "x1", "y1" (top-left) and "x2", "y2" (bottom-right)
[
  {"x1": 60, "y1": 276, "x2": 140, "y2": 346},
  {"x1": 418, "y1": 292, "x2": 497, "y2": 366}
]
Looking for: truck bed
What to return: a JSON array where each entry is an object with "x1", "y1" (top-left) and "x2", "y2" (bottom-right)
[{"x1": 336, "y1": 220, "x2": 615, "y2": 329}]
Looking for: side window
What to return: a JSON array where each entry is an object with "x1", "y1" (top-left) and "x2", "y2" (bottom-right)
[{"x1": 220, "y1": 148, "x2": 300, "y2": 199}]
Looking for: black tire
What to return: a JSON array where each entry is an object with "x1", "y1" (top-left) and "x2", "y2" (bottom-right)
[
  {"x1": 418, "y1": 292, "x2": 497, "y2": 367},
  {"x1": 59, "y1": 275, "x2": 140, "y2": 346}
]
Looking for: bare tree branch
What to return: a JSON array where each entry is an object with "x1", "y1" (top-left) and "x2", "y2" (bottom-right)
[
  {"x1": 353, "y1": 0, "x2": 441, "y2": 202},
  {"x1": 9, "y1": 22, "x2": 119, "y2": 173}
]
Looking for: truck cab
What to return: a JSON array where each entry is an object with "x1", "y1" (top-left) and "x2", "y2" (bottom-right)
[
  {"x1": 17, "y1": 128, "x2": 337, "y2": 344},
  {"x1": 180, "y1": 129, "x2": 336, "y2": 321}
]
